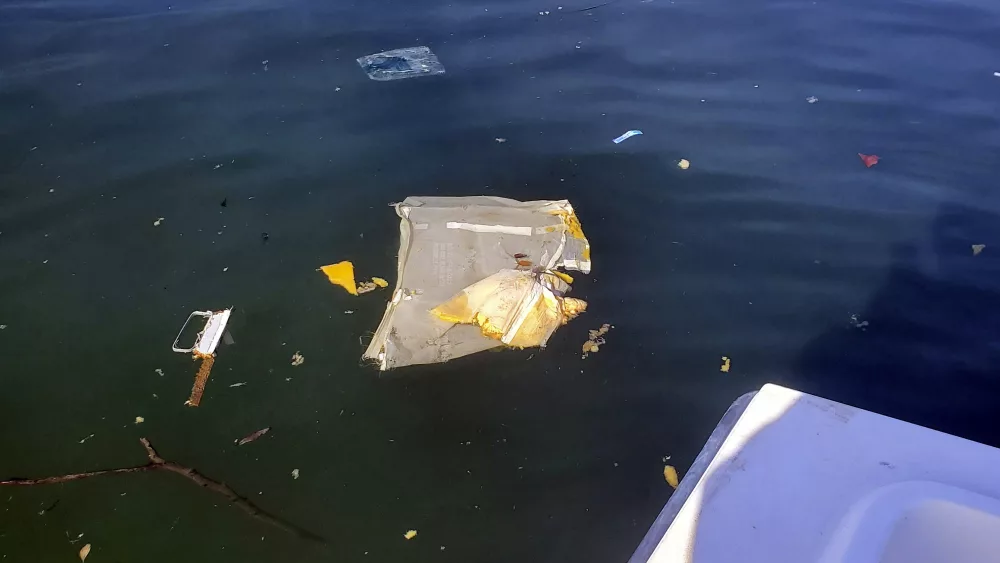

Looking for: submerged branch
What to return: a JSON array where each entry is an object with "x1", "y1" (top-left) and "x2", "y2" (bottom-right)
[{"x1": 1, "y1": 438, "x2": 324, "y2": 543}]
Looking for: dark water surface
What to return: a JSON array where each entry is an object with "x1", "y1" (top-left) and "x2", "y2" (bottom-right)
[{"x1": 3, "y1": 0, "x2": 1000, "y2": 560}]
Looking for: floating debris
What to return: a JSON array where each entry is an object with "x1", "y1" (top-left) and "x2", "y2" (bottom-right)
[
  {"x1": 371, "y1": 277, "x2": 389, "y2": 288},
  {"x1": 236, "y1": 427, "x2": 271, "y2": 446},
  {"x1": 850, "y1": 313, "x2": 869, "y2": 330},
  {"x1": 365, "y1": 197, "x2": 592, "y2": 369},
  {"x1": 320, "y1": 261, "x2": 358, "y2": 295},
  {"x1": 229, "y1": 382, "x2": 247, "y2": 388},
  {"x1": 495, "y1": 137, "x2": 506, "y2": 143},
  {"x1": 972, "y1": 244, "x2": 986, "y2": 256},
  {"x1": 291, "y1": 468, "x2": 300, "y2": 480},
  {"x1": 78, "y1": 434, "x2": 95, "y2": 444},
  {"x1": 154, "y1": 368, "x2": 164, "y2": 376},
  {"x1": 806, "y1": 96, "x2": 819, "y2": 103},
  {"x1": 612, "y1": 130, "x2": 642, "y2": 144},
  {"x1": 37, "y1": 499, "x2": 59, "y2": 516},
  {"x1": 220, "y1": 198, "x2": 227, "y2": 208},
  {"x1": 858, "y1": 153, "x2": 880, "y2": 168},
  {"x1": 79, "y1": 543, "x2": 91, "y2": 562},
  {"x1": 404, "y1": 530, "x2": 418, "y2": 540},
  {"x1": 0, "y1": 324, "x2": 6, "y2": 330},
  {"x1": 720, "y1": 356, "x2": 731, "y2": 373},
  {"x1": 172, "y1": 309, "x2": 233, "y2": 407},
  {"x1": 134, "y1": 416, "x2": 145, "y2": 425},
  {"x1": 357, "y1": 46, "x2": 445, "y2": 81},
  {"x1": 291, "y1": 352, "x2": 304, "y2": 366},
  {"x1": 261, "y1": 232, "x2": 269, "y2": 243},
  {"x1": 664, "y1": 465, "x2": 679, "y2": 489},
  {"x1": 153, "y1": 217, "x2": 164, "y2": 227},
  {"x1": 994, "y1": 72, "x2": 1000, "y2": 78},
  {"x1": 677, "y1": 159, "x2": 690, "y2": 170},
  {"x1": 582, "y1": 323, "x2": 612, "y2": 359}
]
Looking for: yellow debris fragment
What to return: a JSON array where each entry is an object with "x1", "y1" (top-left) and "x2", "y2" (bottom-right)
[
  {"x1": 431, "y1": 270, "x2": 587, "y2": 349},
  {"x1": 291, "y1": 352, "x2": 304, "y2": 366},
  {"x1": 371, "y1": 276, "x2": 389, "y2": 288},
  {"x1": 678, "y1": 159, "x2": 690, "y2": 170},
  {"x1": 664, "y1": 465, "x2": 679, "y2": 488},
  {"x1": 550, "y1": 270, "x2": 574, "y2": 284},
  {"x1": 404, "y1": 530, "x2": 418, "y2": 540},
  {"x1": 720, "y1": 356, "x2": 731, "y2": 373},
  {"x1": 972, "y1": 244, "x2": 986, "y2": 256},
  {"x1": 79, "y1": 544, "x2": 91, "y2": 562},
  {"x1": 320, "y1": 261, "x2": 357, "y2": 295},
  {"x1": 582, "y1": 323, "x2": 612, "y2": 358},
  {"x1": 134, "y1": 416, "x2": 145, "y2": 424}
]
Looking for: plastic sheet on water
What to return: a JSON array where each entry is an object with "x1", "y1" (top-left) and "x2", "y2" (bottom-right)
[
  {"x1": 362, "y1": 196, "x2": 592, "y2": 370},
  {"x1": 357, "y1": 46, "x2": 445, "y2": 81}
]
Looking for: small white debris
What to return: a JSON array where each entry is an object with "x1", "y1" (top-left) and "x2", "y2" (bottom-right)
[
  {"x1": 154, "y1": 368, "x2": 164, "y2": 376},
  {"x1": 495, "y1": 137, "x2": 506, "y2": 143},
  {"x1": 153, "y1": 217, "x2": 164, "y2": 227},
  {"x1": 229, "y1": 382, "x2": 247, "y2": 387},
  {"x1": 30, "y1": 146, "x2": 38, "y2": 151},
  {"x1": 994, "y1": 72, "x2": 1000, "y2": 77},
  {"x1": 134, "y1": 416, "x2": 145, "y2": 424},
  {"x1": 0, "y1": 325, "x2": 6, "y2": 330},
  {"x1": 291, "y1": 352, "x2": 304, "y2": 366},
  {"x1": 806, "y1": 96, "x2": 819, "y2": 103},
  {"x1": 48, "y1": 188, "x2": 54, "y2": 193},
  {"x1": 222, "y1": 267, "x2": 229, "y2": 272},
  {"x1": 78, "y1": 433, "x2": 95, "y2": 444},
  {"x1": 291, "y1": 468, "x2": 300, "y2": 479},
  {"x1": 344, "y1": 310, "x2": 354, "y2": 314},
  {"x1": 335, "y1": 87, "x2": 341, "y2": 92}
]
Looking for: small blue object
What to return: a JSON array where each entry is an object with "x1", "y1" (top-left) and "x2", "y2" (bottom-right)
[{"x1": 612, "y1": 130, "x2": 643, "y2": 144}]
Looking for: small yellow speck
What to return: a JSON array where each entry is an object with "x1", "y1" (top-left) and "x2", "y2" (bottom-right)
[
  {"x1": 404, "y1": 529, "x2": 417, "y2": 540},
  {"x1": 678, "y1": 159, "x2": 690, "y2": 170}
]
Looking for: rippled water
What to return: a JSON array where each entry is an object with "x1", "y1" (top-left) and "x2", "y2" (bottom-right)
[{"x1": 3, "y1": 0, "x2": 1000, "y2": 560}]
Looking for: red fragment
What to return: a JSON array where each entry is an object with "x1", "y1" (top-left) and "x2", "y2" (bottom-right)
[{"x1": 858, "y1": 153, "x2": 880, "y2": 168}]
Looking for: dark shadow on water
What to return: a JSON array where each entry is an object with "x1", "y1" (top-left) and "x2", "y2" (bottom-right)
[{"x1": 795, "y1": 202, "x2": 1000, "y2": 448}]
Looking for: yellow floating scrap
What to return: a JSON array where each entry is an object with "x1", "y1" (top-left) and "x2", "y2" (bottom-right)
[
  {"x1": 320, "y1": 261, "x2": 358, "y2": 295},
  {"x1": 664, "y1": 465, "x2": 679, "y2": 489},
  {"x1": 550, "y1": 270, "x2": 574, "y2": 284},
  {"x1": 720, "y1": 356, "x2": 731, "y2": 373},
  {"x1": 404, "y1": 530, "x2": 418, "y2": 540},
  {"x1": 431, "y1": 269, "x2": 587, "y2": 349},
  {"x1": 371, "y1": 276, "x2": 389, "y2": 288}
]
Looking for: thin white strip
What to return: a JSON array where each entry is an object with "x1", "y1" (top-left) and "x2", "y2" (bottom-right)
[{"x1": 446, "y1": 222, "x2": 533, "y2": 236}]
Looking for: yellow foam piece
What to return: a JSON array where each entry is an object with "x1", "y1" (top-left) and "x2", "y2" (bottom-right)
[
  {"x1": 371, "y1": 276, "x2": 389, "y2": 288},
  {"x1": 320, "y1": 261, "x2": 358, "y2": 295}
]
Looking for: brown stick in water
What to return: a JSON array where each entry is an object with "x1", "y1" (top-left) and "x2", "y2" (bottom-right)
[{"x1": 1, "y1": 438, "x2": 323, "y2": 543}]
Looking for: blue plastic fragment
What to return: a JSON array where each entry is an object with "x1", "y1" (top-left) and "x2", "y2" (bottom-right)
[{"x1": 613, "y1": 130, "x2": 643, "y2": 144}]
